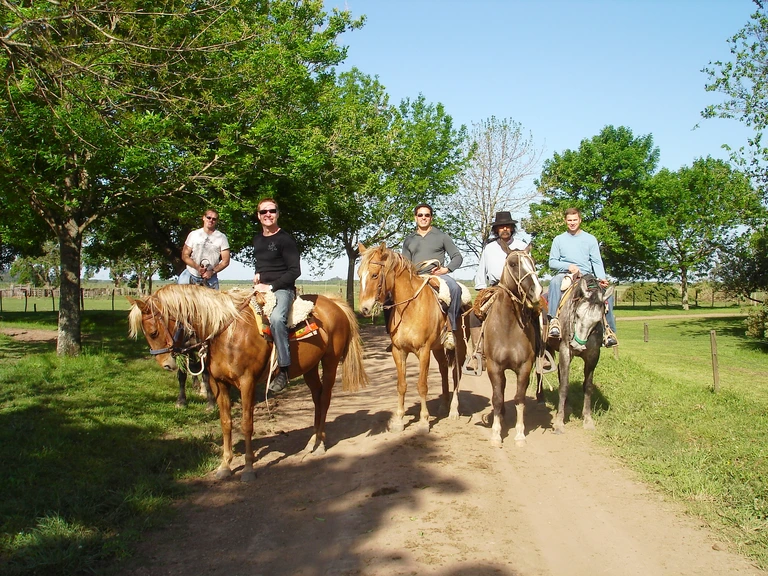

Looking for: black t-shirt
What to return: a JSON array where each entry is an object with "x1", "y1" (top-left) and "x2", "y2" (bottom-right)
[{"x1": 253, "y1": 229, "x2": 301, "y2": 291}]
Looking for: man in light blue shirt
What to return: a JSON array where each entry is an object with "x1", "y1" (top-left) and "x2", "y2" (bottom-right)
[{"x1": 547, "y1": 207, "x2": 617, "y2": 347}]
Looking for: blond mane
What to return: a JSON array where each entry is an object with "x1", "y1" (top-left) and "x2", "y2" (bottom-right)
[{"x1": 128, "y1": 285, "x2": 251, "y2": 339}]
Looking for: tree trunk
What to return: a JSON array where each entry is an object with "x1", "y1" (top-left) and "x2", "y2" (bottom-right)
[
  {"x1": 681, "y1": 266, "x2": 689, "y2": 311},
  {"x1": 57, "y1": 220, "x2": 83, "y2": 355},
  {"x1": 344, "y1": 244, "x2": 359, "y2": 309}
]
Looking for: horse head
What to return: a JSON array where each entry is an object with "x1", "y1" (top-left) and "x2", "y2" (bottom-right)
[
  {"x1": 128, "y1": 294, "x2": 179, "y2": 371},
  {"x1": 358, "y1": 242, "x2": 391, "y2": 317},
  {"x1": 568, "y1": 275, "x2": 614, "y2": 352},
  {"x1": 500, "y1": 245, "x2": 543, "y2": 308}
]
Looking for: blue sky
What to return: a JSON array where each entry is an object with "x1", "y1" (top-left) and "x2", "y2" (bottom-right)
[{"x1": 221, "y1": 0, "x2": 757, "y2": 280}]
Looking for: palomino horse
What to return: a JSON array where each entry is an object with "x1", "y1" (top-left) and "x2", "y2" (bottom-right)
[
  {"x1": 358, "y1": 243, "x2": 467, "y2": 432},
  {"x1": 550, "y1": 274, "x2": 614, "y2": 434},
  {"x1": 128, "y1": 285, "x2": 368, "y2": 481},
  {"x1": 479, "y1": 247, "x2": 544, "y2": 446}
]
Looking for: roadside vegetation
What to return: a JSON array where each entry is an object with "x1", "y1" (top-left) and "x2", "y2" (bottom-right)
[
  {"x1": 1, "y1": 304, "x2": 767, "y2": 573},
  {"x1": 562, "y1": 308, "x2": 768, "y2": 569}
]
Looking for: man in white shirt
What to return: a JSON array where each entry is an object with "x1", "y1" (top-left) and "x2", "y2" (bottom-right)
[{"x1": 179, "y1": 209, "x2": 230, "y2": 290}]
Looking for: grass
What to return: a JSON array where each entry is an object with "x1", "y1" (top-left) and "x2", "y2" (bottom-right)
[
  {"x1": 1, "y1": 304, "x2": 767, "y2": 572},
  {"x1": 0, "y1": 311, "x2": 221, "y2": 576},
  {"x1": 566, "y1": 310, "x2": 768, "y2": 568}
]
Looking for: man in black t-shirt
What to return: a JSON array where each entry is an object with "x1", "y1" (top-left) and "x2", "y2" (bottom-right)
[{"x1": 252, "y1": 198, "x2": 301, "y2": 393}]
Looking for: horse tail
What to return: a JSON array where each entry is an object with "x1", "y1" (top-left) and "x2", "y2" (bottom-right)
[{"x1": 328, "y1": 294, "x2": 370, "y2": 392}]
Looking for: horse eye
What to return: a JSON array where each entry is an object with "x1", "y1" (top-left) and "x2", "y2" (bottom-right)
[{"x1": 148, "y1": 330, "x2": 159, "y2": 338}]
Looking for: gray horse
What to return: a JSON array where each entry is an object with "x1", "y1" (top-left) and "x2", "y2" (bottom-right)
[{"x1": 550, "y1": 274, "x2": 614, "y2": 434}]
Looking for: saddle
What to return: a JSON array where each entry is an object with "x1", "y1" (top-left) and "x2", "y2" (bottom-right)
[{"x1": 249, "y1": 293, "x2": 319, "y2": 342}]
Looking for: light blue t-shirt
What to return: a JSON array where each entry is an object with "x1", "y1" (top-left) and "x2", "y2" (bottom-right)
[{"x1": 548, "y1": 230, "x2": 606, "y2": 279}]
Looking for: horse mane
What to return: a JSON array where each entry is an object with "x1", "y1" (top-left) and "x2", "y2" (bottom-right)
[
  {"x1": 128, "y1": 285, "x2": 251, "y2": 339},
  {"x1": 559, "y1": 273, "x2": 602, "y2": 336},
  {"x1": 361, "y1": 245, "x2": 417, "y2": 280}
]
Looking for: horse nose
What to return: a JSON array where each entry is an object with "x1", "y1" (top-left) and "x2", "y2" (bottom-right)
[{"x1": 360, "y1": 304, "x2": 371, "y2": 316}]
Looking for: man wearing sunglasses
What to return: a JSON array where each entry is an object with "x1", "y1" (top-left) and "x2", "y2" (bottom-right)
[
  {"x1": 252, "y1": 198, "x2": 301, "y2": 393},
  {"x1": 402, "y1": 203, "x2": 464, "y2": 349},
  {"x1": 179, "y1": 209, "x2": 230, "y2": 290}
]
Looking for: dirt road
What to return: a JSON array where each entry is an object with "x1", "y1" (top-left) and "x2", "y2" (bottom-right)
[{"x1": 122, "y1": 324, "x2": 764, "y2": 576}]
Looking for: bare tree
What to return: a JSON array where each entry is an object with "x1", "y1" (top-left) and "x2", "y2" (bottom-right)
[{"x1": 445, "y1": 117, "x2": 543, "y2": 263}]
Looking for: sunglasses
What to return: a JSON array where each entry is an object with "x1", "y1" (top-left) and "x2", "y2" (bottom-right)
[
  {"x1": 416, "y1": 213, "x2": 432, "y2": 218},
  {"x1": 259, "y1": 209, "x2": 277, "y2": 215},
  {"x1": 205, "y1": 216, "x2": 218, "y2": 221}
]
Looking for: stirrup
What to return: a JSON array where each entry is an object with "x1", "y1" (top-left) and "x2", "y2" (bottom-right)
[
  {"x1": 462, "y1": 352, "x2": 483, "y2": 376},
  {"x1": 536, "y1": 349, "x2": 556, "y2": 375}
]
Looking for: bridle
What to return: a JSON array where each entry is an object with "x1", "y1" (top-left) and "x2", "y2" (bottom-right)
[
  {"x1": 143, "y1": 300, "x2": 207, "y2": 357},
  {"x1": 363, "y1": 257, "x2": 431, "y2": 311},
  {"x1": 500, "y1": 251, "x2": 539, "y2": 310}
]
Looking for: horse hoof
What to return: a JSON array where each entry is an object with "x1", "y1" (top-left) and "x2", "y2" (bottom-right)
[
  {"x1": 583, "y1": 420, "x2": 595, "y2": 431},
  {"x1": 314, "y1": 442, "x2": 326, "y2": 456},
  {"x1": 215, "y1": 467, "x2": 232, "y2": 480},
  {"x1": 175, "y1": 401, "x2": 186, "y2": 409},
  {"x1": 449, "y1": 410, "x2": 460, "y2": 421},
  {"x1": 388, "y1": 420, "x2": 404, "y2": 433},
  {"x1": 417, "y1": 421, "x2": 430, "y2": 434},
  {"x1": 490, "y1": 436, "x2": 502, "y2": 448},
  {"x1": 553, "y1": 427, "x2": 565, "y2": 435},
  {"x1": 515, "y1": 438, "x2": 527, "y2": 447},
  {"x1": 205, "y1": 404, "x2": 216, "y2": 413},
  {"x1": 240, "y1": 469, "x2": 256, "y2": 483}
]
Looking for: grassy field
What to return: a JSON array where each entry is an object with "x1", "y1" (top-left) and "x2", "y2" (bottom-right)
[
  {"x1": 0, "y1": 304, "x2": 767, "y2": 573},
  {"x1": 577, "y1": 309, "x2": 768, "y2": 567}
]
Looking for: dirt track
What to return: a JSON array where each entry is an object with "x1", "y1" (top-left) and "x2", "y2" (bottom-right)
[{"x1": 121, "y1": 324, "x2": 764, "y2": 576}]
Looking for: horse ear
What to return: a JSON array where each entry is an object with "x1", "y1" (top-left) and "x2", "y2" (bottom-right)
[
  {"x1": 358, "y1": 242, "x2": 367, "y2": 254},
  {"x1": 126, "y1": 296, "x2": 147, "y2": 312},
  {"x1": 603, "y1": 285, "x2": 615, "y2": 300},
  {"x1": 524, "y1": 243, "x2": 532, "y2": 254}
]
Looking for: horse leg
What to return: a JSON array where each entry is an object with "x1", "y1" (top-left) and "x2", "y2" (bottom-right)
[
  {"x1": 415, "y1": 347, "x2": 432, "y2": 433},
  {"x1": 239, "y1": 379, "x2": 257, "y2": 482},
  {"x1": 513, "y1": 364, "x2": 532, "y2": 446},
  {"x1": 432, "y1": 348, "x2": 452, "y2": 418},
  {"x1": 486, "y1": 361, "x2": 506, "y2": 447},
  {"x1": 176, "y1": 369, "x2": 188, "y2": 408},
  {"x1": 553, "y1": 347, "x2": 571, "y2": 434},
  {"x1": 449, "y1": 334, "x2": 466, "y2": 420},
  {"x1": 211, "y1": 378, "x2": 235, "y2": 479},
  {"x1": 201, "y1": 370, "x2": 216, "y2": 412},
  {"x1": 303, "y1": 364, "x2": 335, "y2": 455},
  {"x1": 389, "y1": 349, "x2": 409, "y2": 433},
  {"x1": 581, "y1": 351, "x2": 600, "y2": 430}
]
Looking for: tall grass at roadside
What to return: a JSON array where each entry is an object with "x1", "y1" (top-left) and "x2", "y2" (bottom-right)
[
  {"x1": 0, "y1": 311, "x2": 221, "y2": 576},
  {"x1": 576, "y1": 313, "x2": 768, "y2": 569}
]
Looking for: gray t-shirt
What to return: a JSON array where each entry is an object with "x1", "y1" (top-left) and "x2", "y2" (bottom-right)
[{"x1": 402, "y1": 227, "x2": 463, "y2": 273}]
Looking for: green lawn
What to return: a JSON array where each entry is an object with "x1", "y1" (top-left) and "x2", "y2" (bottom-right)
[
  {"x1": 1, "y1": 306, "x2": 767, "y2": 573},
  {"x1": 575, "y1": 310, "x2": 768, "y2": 567}
]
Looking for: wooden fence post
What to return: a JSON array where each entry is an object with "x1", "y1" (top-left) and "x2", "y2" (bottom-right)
[
  {"x1": 710, "y1": 330, "x2": 720, "y2": 393},
  {"x1": 643, "y1": 323, "x2": 649, "y2": 342}
]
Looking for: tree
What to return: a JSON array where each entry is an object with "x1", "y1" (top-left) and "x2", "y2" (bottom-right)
[
  {"x1": 702, "y1": 2, "x2": 768, "y2": 194},
  {"x1": 302, "y1": 69, "x2": 468, "y2": 304},
  {"x1": 445, "y1": 117, "x2": 543, "y2": 261},
  {"x1": 648, "y1": 157, "x2": 762, "y2": 309},
  {"x1": 0, "y1": 1, "x2": 358, "y2": 354},
  {"x1": 713, "y1": 226, "x2": 768, "y2": 303},
  {"x1": 9, "y1": 241, "x2": 60, "y2": 288},
  {"x1": 524, "y1": 125, "x2": 660, "y2": 281}
]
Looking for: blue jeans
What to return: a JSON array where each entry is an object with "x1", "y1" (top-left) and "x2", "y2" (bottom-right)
[
  {"x1": 548, "y1": 273, "x2": 616, "y2": 331},
  {"x1": 271, "y1": 288, "x2": 295, "y2": 368},
  {"x1": 442, "y1": 275, "x2": 462, "y2": 331},
  {"x1": 178, "y1": 269, "x2": 219, "y2": 290}
]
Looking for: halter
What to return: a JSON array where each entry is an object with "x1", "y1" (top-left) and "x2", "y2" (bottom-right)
[{"x1": 501, "y1": 251, "x2": 539, "y2": 310}]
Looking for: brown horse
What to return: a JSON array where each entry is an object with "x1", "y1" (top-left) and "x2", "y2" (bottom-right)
[
  {"x1": 550, "y1": 274, "x2": 614, "y2": 434},
  {"x1": 479, "y1": 247, "x2": 544, "y2": 446},
  {"x1": 358, "y1": 243, "x2": 467, "y2": 433},
  {"x1": 128, "y1": 284, "x2": 368, "y2": 482}
]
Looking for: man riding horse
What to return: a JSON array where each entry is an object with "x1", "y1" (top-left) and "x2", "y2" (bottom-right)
[{"x1": 547, "y1": 207, "x2": 618, "y2": 348}]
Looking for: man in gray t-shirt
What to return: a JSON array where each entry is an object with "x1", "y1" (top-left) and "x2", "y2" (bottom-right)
[{"x1": 401, "y1": 203, "x2": 463, "y2": 348}]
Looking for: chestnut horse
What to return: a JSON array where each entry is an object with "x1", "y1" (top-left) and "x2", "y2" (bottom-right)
[
  {"x1": 479, "y1": 247, "x2": 544, "y2": 447},
  {"x1": 128, "y1": 285, "x2": 368, "y2": 481},
  {"x1": 550, "y1": 274, "x2": 614, "y2": 434},
  {"x1": 358, "y1": 243, "x2": 467, "y2": 433}
]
